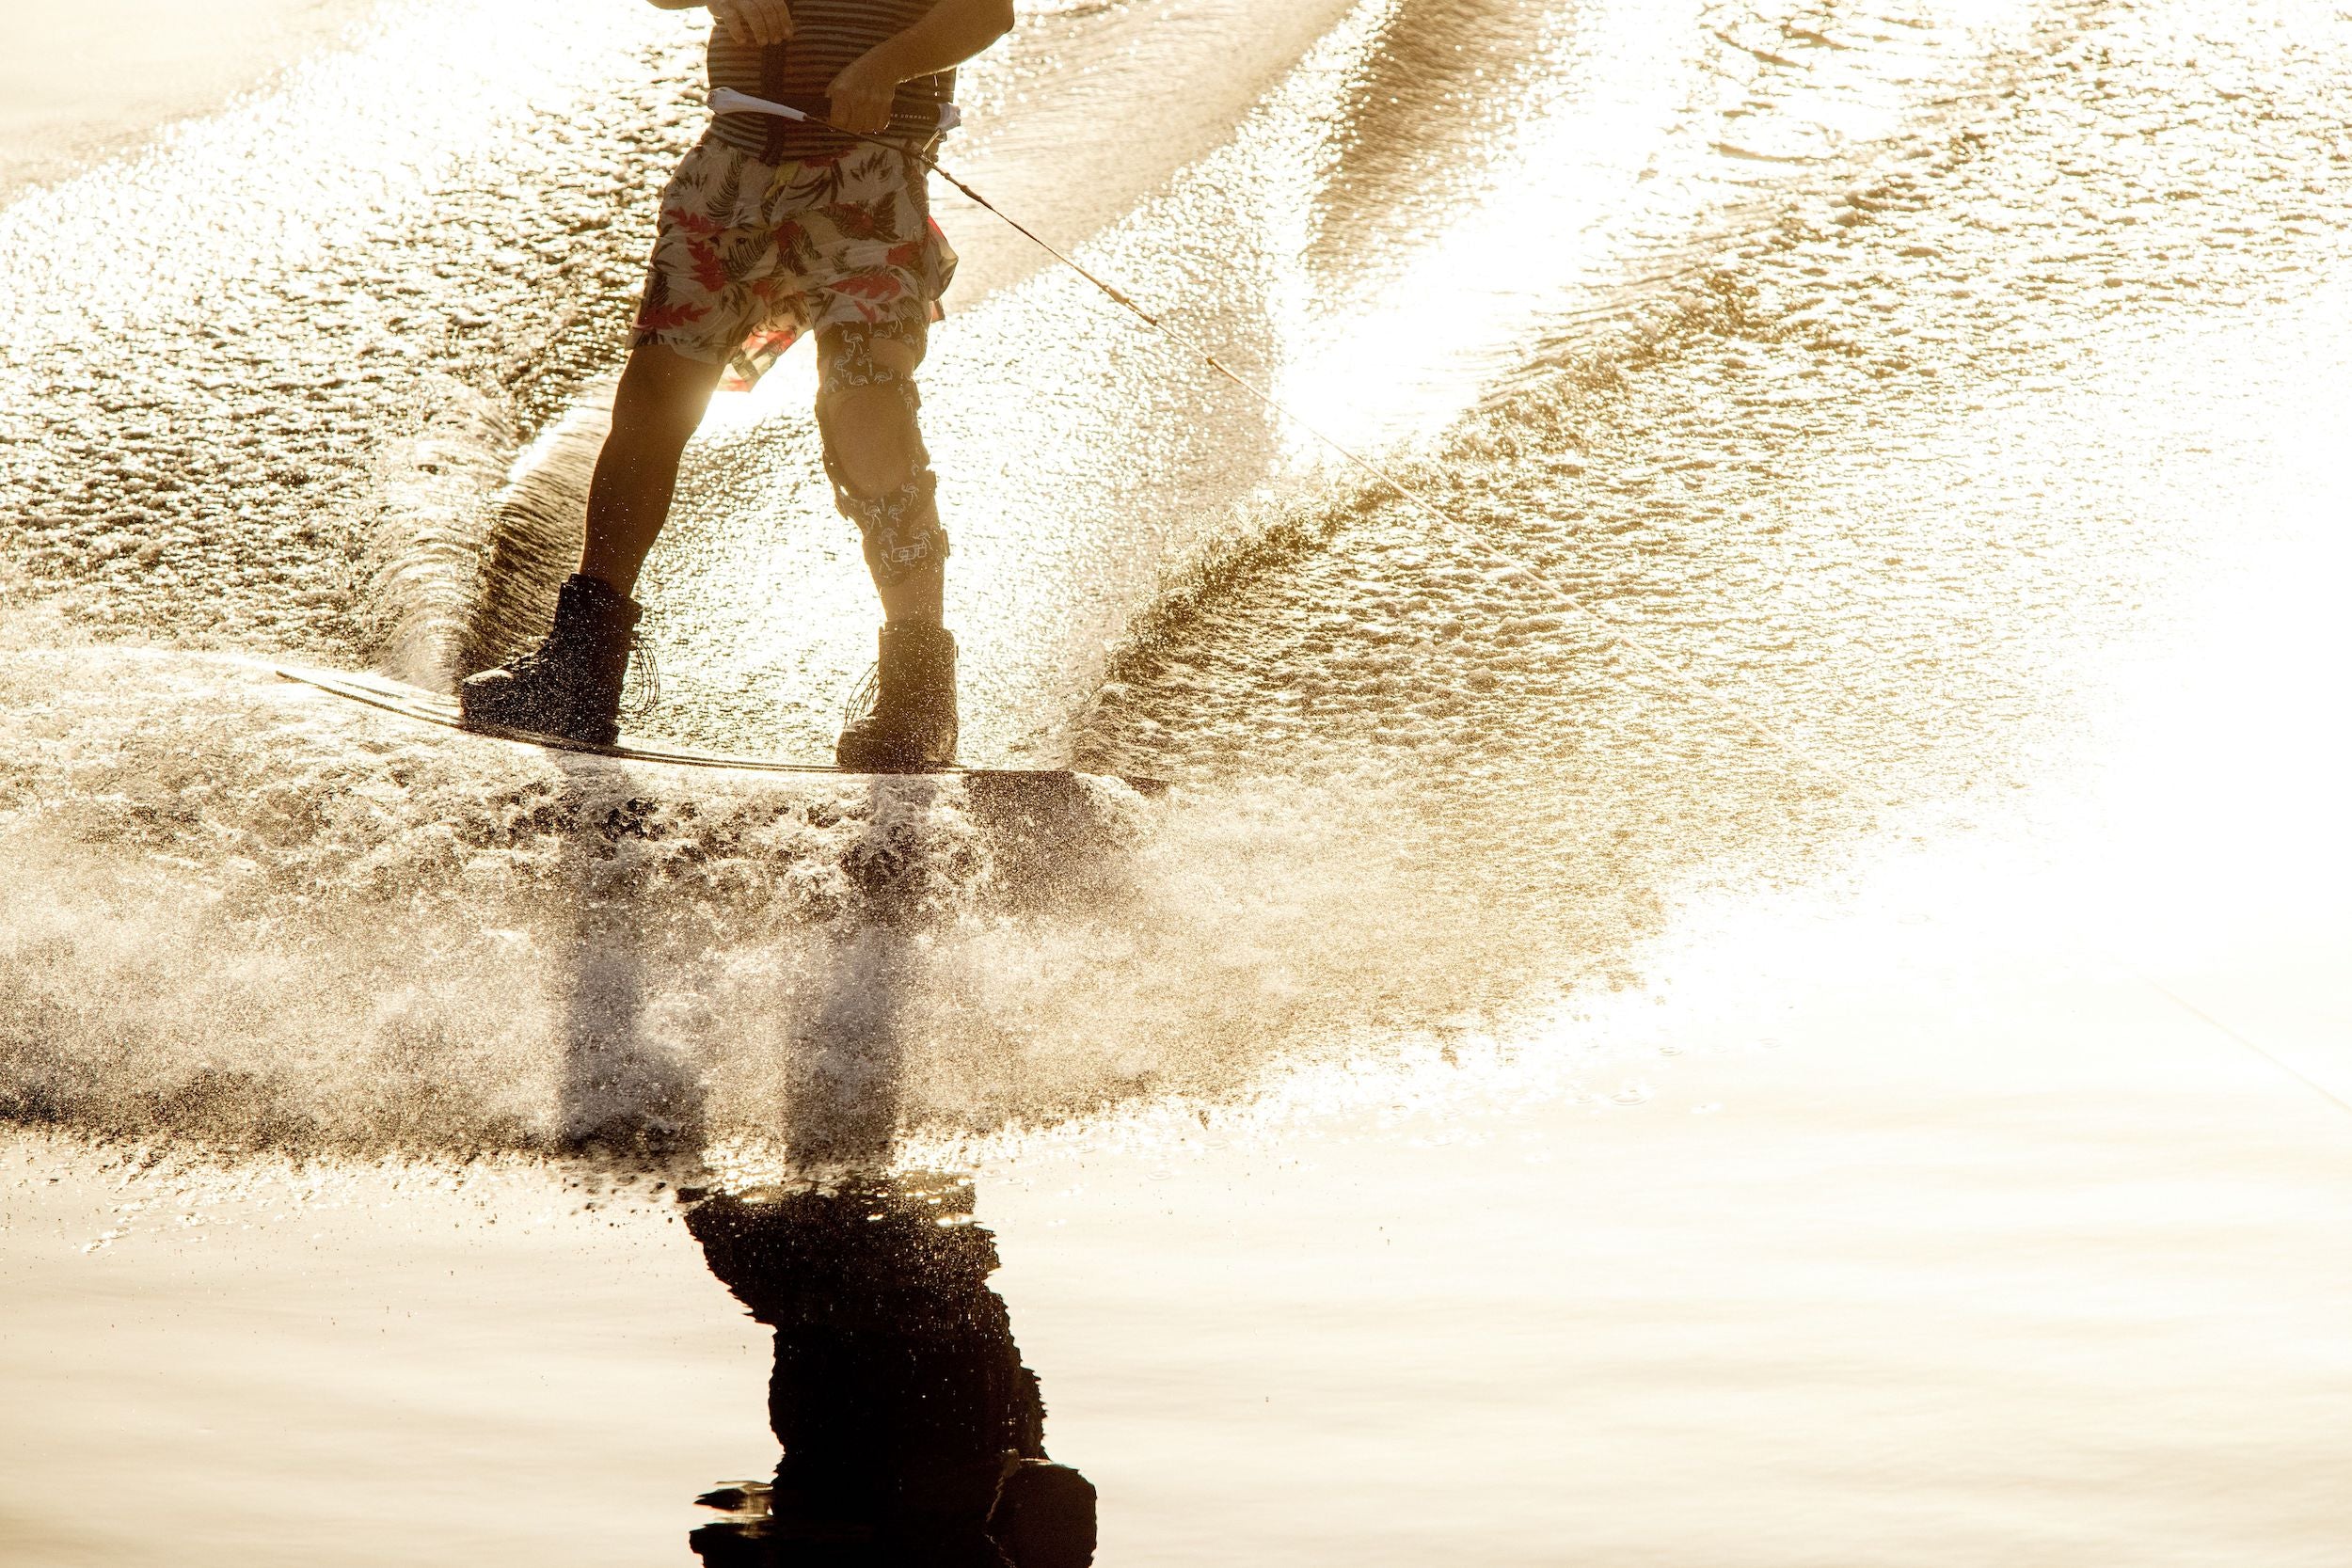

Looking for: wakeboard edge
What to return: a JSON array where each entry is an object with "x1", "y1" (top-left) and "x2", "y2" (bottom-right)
[{"x1": 275, "y1": 665, "x2": 1168, "y2": 794}]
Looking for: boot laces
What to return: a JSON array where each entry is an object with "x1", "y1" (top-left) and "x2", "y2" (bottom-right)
[
  {"x1": 619, "y1": 626, "x2": 660, "y2": 721},
  {"x1": 838, "y1": 659, "x2": 880, "y2": 729}
]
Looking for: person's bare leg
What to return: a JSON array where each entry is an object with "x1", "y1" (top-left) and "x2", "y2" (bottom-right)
[
  {"x1": 814, "y1": 326, "x2": 945, "y2": 624},
  {"x1": 457, "y1": 341, "x2": 721, "y2": 742},
  {"x1": 580, "y1": 341, "x2": 726, "y2": 597}
]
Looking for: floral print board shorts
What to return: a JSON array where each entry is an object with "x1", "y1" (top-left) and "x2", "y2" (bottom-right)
[{"x1": 631, "y1": 136, "x2": 959, "y2": 392}]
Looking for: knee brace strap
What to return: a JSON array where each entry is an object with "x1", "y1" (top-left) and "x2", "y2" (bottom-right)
[
  {"x1": 821, "y1": 322, "x2": 924, "y2": 402},
  {"x1": 834, "y1": 467, "x2": 947, "y2": 585}
]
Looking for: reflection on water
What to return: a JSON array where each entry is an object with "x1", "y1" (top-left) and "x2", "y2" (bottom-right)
[
  {"x1": 555, "y1": 756, "x2": 708, "y2": 1155},
  {"x1": 686, "y1": 1180, "x2": 1096, "y2": 1568},
  {"x1": 683, "y1": 856, "x2": 1094, "y2": 1566}
]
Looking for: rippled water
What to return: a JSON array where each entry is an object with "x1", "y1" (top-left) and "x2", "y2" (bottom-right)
[{"x1": 5, "y1": 0, "x2": 2350, "y2": 1561}]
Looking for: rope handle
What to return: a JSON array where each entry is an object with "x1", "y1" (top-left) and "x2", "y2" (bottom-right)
[{"x1": 707, "y1": 86, "x2": 962, "y2": 134}]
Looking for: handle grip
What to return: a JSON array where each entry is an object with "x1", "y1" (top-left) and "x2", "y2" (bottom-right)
[{"x1": 706, "y1": 87, "x2": 962, "y2": 132}]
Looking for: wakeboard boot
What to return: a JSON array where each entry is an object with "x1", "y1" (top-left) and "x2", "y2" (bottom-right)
[
  {"x1": 458, "y1": 572, "x2": 642, "y2": 746},
  {"x1": 835, "y1": 622, "x2": 959, "y2": 772}
]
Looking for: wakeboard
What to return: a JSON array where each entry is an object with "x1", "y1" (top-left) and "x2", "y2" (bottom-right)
[{"x1": 276, "y1": 665, "x2": 1167, "y2": 795}]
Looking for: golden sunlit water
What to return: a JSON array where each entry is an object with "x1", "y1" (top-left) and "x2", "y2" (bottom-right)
[{"x1": 4, "y1": 0, "x2": 2350, "y2": 1562}]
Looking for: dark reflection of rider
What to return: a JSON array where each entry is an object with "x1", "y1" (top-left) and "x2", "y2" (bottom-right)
[{"x1": 685, "y1": 1174, "x2": 1097, "y2": 1567}]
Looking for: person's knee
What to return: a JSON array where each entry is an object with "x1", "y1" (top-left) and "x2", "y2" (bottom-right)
[
  {"x1": 814, "y1": 325, "x2": 929, "y2": 494},
  {"x1": 818, "y1": 382, "x2": 924, "y2": 493}
]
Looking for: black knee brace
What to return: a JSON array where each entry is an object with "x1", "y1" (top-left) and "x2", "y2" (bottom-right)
[{"x1": 816, "y1": 326, "x2": 948, "y2": 586}]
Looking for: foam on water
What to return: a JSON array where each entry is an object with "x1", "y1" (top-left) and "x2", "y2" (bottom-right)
[{"x1": 0, "y1": 650, "x2": 1699, "y2": 1162}]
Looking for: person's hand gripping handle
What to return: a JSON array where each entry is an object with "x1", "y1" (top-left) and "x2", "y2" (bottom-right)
[
  {"x1": 825, "y1": 0, "x2": 1014, "y2": 135},
  {"x1": 827, "y1": 50, "x2": 900, "y2": 135}
]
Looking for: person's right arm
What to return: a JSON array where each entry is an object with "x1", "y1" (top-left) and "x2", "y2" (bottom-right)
[{"x1": 646, "y1": 0, "x2": 796, "y2": 49}]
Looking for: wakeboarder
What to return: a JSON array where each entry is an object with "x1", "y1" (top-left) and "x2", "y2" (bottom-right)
[{"x1": 461, "y1": 0, "x2": 1014, "y2": 769}]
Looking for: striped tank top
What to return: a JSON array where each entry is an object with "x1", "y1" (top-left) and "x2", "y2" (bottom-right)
[{"x1": 707, "y1": 0, "x2": 956, "y2": 164}]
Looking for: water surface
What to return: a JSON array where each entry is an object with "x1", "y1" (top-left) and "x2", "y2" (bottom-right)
[{"x1": 4, "y1": 0, "x2": 2350, "y2": 1561}]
